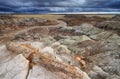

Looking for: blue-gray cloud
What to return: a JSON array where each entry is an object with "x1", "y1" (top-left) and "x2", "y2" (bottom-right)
[
  {"x1": 85, "y1": 0, "x2": 120, "y2": 8},
  {"x1": 0, "y1": 0, "x2": 120, "y2": 14}
]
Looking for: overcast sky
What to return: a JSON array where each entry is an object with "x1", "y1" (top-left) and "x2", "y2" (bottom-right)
[{"x1": 0, "y1": 0, "x2": 120, "y2": 14}]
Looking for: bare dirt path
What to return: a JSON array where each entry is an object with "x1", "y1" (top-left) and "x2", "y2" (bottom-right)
[
  {"x1": 0, "y1": 20, "x2": 67, "y2": 44},
  {"x1": 15, "y1": 20, "x2": 67, "y2": 35}
]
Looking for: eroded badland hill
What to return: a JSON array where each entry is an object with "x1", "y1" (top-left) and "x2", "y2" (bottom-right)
[{"x1": 0, "y1": 14, "x2": 120, "y2": 79}]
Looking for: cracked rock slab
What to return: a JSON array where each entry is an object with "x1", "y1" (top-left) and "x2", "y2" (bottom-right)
[
  {"x1": 27, "y1": 65, "x2": 62, "y2": 79},
  {"x1": 0, "y1": 54, "x2": 29, "y2": 79}
]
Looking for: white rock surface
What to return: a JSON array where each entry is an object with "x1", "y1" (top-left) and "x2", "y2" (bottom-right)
[
  {"x1": 72, "y1": 35, "x2": 93, "y2": 42},
  {"x1": 81, "y1": 35, "x2": 93, "y2": 42},
  {"x1": 83, "y1": 72, "x2": 91, "y2": 79},
  {"x1": 20, "y1": 41, "x2": 44, "y2": 51},
  {"x1": 0, "y1": 54, "x2": 29, "y2": 79},
  {"x1": 41, "y1": 47, "x2": 54, "y2": 54},
  {"x1": 0, "y1": 45, "x2": 12, "y2": 63},
  {"x1": 27, "y1": 65, "x2": 62, "y2": 79}
]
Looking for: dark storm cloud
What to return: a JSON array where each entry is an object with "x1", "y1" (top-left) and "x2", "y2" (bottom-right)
[
  {"x1": 85, "y1": 0, "x2": 120, "y2": 8},
  {"x1": 0, "y1": 0, "x2": 120, "y2": 13},
  {"x1": 105, "y1": 0, "x2": 120, "y2": 8}
]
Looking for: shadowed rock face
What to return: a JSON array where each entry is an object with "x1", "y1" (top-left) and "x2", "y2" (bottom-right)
[
  {"x1": 96, "y1": 21, "x2": 120, "y2": 30},
  {"x1": 96, "y1": 20, "x2": 120, "y2": 35},
  {"x1": 60, "y1": 14, "x2": 106, "y2": 26},
  {"x1": 111, "y1": 15, "x2": 120, "y2": 21}
]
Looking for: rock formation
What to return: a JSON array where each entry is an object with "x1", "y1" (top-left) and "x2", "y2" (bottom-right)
[
  {"x1": 0, "y1": 54, "x2": 29, "y2": 79},
  {"x1": 6, "y1": 42, "x2": 89, "y2": 79},
  {"x1": 96, "y1": 21, "x2": 120, "y2": 30},
  {"x1": 0, "y1": 15, "x2": 120, "y2": 79}
]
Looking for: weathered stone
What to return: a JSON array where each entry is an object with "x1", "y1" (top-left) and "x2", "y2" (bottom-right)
[
  {"x1": 104, "y1": 59, "x2": 120, "y2": 76},
  {"x1": 68, "y1": 46, "x2": 82, "y2": 53},
  {"x1": 58, "y1": 35, "x2": 94, "y2": 53},
  {"x1": 0, "y1": 54, "x2": 29, "y2": 79},
  {"x1": 59, "y1": 39, "x2": 77, "y2": 45},
  {"x1": 41, "y1": 47, "x2": 54, "y2": 55},
  {"x1": 82, "y1": 71, "x2": 91, "y2": 79},
  {"x1": 6, "y1": 42, "x2": 36, "y2": 58},
  {"x1": 40, "y1": 36, "x2": 56, "y2": 46},
  {"x1": 55, "y1": 45, "x2": 71, "y2": 55},
  {"x1": 0, "y1": 45, "x2": 13, "y2": 62},
  {"x1": 87, "y1": 47, "x2": 120, "y2": 77},
  {"x1": 108, "y1": 34, "x2": 120, "y2": 44},
  {"x1": 74, "y1": 23, "x2": 102, "y2": 36},
  {"x1": 89, "y1": 65, "x2": 109, "y2": 79},
  {"x1": 51, "y1": 42, "x2": 61, "y2": 48},
  {"x1": 90, "y1": 31, "x2": 113, "y2": 40},
  {"x1": 106, "y1": 75, "x2": 120, "y2": 79},
  {"x1": 96, "y1": 21, "x2": 120, "y2": 30},
  {"x1": 103, "y1": 42, "x2": 120, "y2": 51},
  {"x1": 6, "y1": 42, "x2": 86, "y2": 79},
  {"x1": 59, "y1": 27, "x2": 74, "y2": 32},
  {"x1": 27, "y1": 65, "x2": 62, "y2": 79},
  {"x1": 51, "y1": 42, "x2": 76, "y2": 64},
  {"x1": 74, "y1": 24, "x2": 94, "y2": 35},
  {"x1": 112, "y1": 15, "x2": 120, "y2": 21},
  {"x1": 72, "y1": 35, "x2": 93, "y2": 42}
]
